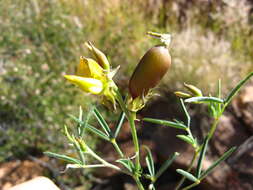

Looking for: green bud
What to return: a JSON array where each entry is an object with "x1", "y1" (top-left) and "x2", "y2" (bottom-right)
[
  {"x1": 184, "y1": 83, "x2": 203, "y2": 97},
  {"x1": 129, "y1": 46, "x2": 171, "y2": 98},
  {"x1": 174, "y1": 91, "x2": 192, "y2": 98}
]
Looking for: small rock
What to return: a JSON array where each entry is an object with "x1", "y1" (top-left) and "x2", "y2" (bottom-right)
[{"x1": 9, "y1": 176, "x2": 60, "y2": 190}]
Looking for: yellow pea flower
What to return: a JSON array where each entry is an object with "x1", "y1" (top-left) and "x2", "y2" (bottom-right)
[
  {"x1": 64, "y1": 75, "x2": 103, "y2": 94},
  {"x1": 64, "y1": 44, "x2": 118, "y2": 108}
]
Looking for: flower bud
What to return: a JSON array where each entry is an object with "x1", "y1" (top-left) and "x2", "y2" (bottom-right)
[
  {"x1": 183, "y1": 83, "x2": 202, "y2": 97},
  {"x1": 129, "y1": 46, "x2": 171, "y2": 98},
  {"x1": 174, "y1": 91, "x2": 192, "y2": 98},
  {"x1": 85, "y1": 42, "x2": 110, "y2": 71}
]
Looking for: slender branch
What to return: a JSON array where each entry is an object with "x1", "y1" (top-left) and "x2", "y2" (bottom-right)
[
  {"x1": 174, "y1": 151, "x2": 198, "y2": 190},
  {"x1": 207, "y1": 117, "x2": 220, "y2": 141},
  {"x1": 181, "y1": 181, "x2": 200, "y2": 190},
  {"x1": 115, "y1": 89, "x2": 130, "y2": 118},
  {"x1": 111, "y1": 138, "x2": 124, "y2": 158},
  {"x1": 134, "y1": 176, "x2": 145, "y2": 190},
  {"x1": 180, "y1": 99, "x2": 191, "y2": 127},
  {"x1": 86, "y1": 146, "x2": 121, "y2": 171}
]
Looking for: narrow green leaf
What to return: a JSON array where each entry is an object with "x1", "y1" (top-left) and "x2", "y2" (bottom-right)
[
  {"x1": 176, "y1": 169, "x2": 199, "y2": 182},
  {"x1": 93, "y1": 108, "x2": 111, "y2": 136},
  {"x1": 44, "y1": 152, "x2": 82, "y2": 165},
  {"x1": 196, "y1": 137, "x2": 209, "y2": 178},
  {"x1": 86, "y1": 124, "x2": 110, "y2": 141},
  {"x1": 114, "y1": 112, "x2": 125, "y2": 138},
  {"x1": 200, "y1": 147, "x2": 236, "y2": 180},
  {"x1": 77, "y1": 106, "x2": 83, "y2": 136},
  {"x1": 155, "y1": 152, "x2": 179, "y2": 180},
  {"x1": 69, "y1": 114, "x2": 85, "y2": 125},
  {"x1": 225, "y1": 72, "x2": 253, "y2": 104},
  {"x1": 79, "y1": 106, "x2": 83, "y2": 121},
  {"x1": 69, "y1": 114, "x2": 110, "y2": 141},
  {"x1": 116, "y1": 159, "x2": 134, "y2": 173},
  {"x1": 63, "y1": 125, "x2": 73, "y2": 142},
  {"x1": 143, "y1": 118, "x2": 187, "y2": 130},
  {"x1": 177, "y1": 135, "x2": 195, "y2": 146},
  {"x1": 80, "y1": 107, "x2": 94, "y2": 138},
  {"x1": 185, "y1": 97, "x2": 224, "y2": 104},
  {"x1": 145, "y1": 147, "x2": 155, "y2": 177}
]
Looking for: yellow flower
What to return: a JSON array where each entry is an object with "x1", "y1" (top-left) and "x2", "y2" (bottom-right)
[
  {"x1": 64, "y1": 44, "x2": 118, "y2": 108},
  {"x1": 64, "y1": 75, "x2": 103, "y2": 94}
]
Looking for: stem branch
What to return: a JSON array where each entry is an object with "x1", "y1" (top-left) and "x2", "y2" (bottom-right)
[
  {"x1": 182, "y1": 181, "x2": 200, "y2": 190},
  {"x1": 111, "y1": 139, "x2": 124, "y2": 158},
  {"x1": 134, "y1": 176, "x2": 145, "y2": 190},
  {"x1": 174, "y1": 151, "x2": 198, "y2": 190}
]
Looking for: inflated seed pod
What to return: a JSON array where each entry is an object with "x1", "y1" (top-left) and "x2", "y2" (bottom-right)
[{"x1": 129, "y1": 45, "x2": 171, "y2": 98}]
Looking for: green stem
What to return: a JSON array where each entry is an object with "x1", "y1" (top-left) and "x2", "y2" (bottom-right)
[
  {"x1": 129, "y1": 111, "x2": 141, "y2": 170},
  {"x1": 111, "y1": 138, "x2": 124, "y2": 158},
  {"x1": 115, "y1": 90, "x2": 141, "y2": 170},
  {"x1": 181, "y1": 181, "x2": 200, "y2": 190},
  {"x1": 115, "y1": 89, "x2": 143, "y2": 189},
  {"x1": 207, "y1": 117, "x2": 220, "y2": 141},
  {"x1": 174, "y1": 151, "x2": 198, "y2": 190},
  {"x1": 134, "y1": 176, "x2": 145, "y2": 190},
  {"x1": 86, "y1": 146, "x2": 121, "y2": 171},
  {"x1": 115, "y1": 89, "x2": 130, "y2": 118}
]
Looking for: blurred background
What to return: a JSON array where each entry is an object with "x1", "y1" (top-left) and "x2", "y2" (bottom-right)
[{"x1": 0, "y1": 0, "x2": 252, "y2": 189}]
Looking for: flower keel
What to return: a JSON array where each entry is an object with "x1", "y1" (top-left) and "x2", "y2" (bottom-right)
[{"x1": 64, "y1": 75, "x2": 103, "y2": 94}]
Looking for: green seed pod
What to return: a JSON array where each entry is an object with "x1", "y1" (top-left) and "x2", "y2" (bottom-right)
[{"x1": 129, "y1": 46, "x2": 171, "y2": 98}]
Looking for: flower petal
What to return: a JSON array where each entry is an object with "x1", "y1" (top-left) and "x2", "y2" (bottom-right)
[
  {"x1": 76, "y1": 56, "x2": 91, "y2": 77},
  {"x1": 86, "y1": 58, "x2": 104, "y2": 79},
  {"x1": 77, "y1": 57, "x2": 104, "y2": 80},
  {"x1": 64, "y1": 75, "x2": 103, "y2": 94}
]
